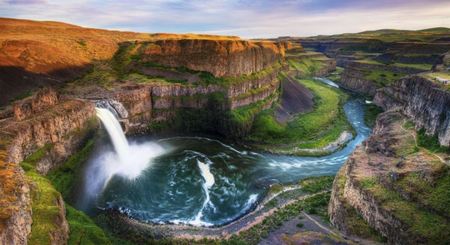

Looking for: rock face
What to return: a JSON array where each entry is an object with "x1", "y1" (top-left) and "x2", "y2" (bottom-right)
[
  {"x1": 134, "y1": 39, "x2": 286, "y2": 77},
  {"x1": 0, "y1": 88, "x2": 97, "y2": 244},
  {"x1": 108, "y1": 65, "x2": 282, "y2": 135},
  {"x1": 2, "y1": 88, "x2": 97, "y2": 173},
  {"x1": 329, "y1": 110, "x2": 450, "y2": 244},
  {"x1": 0, "y1": 160, "x2": 31, "y2": 245},
  {"x1": 339, "y1": 61, "x2": 427, "y2": 96},
  {"x1": 339, "y1": 63, "x2": 379, "y2": 96},
  {"x1": 13, "y1": 87, "x2": 59, "y2": 121},
  {"x1": 374, "y1": 75, "x2": 450, "y2": 146}
]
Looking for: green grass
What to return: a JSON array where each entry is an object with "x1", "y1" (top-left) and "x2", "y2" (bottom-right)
[
  {"x1": 75, "y1": 62, "x2": 118, "y2": 89},
  {"x1": 47, "y1": 139, "x2": 95, "y2": 200},
  {"x1": 288, "y1": 58, "x2": 325, "y2": 77},
  {"x1": 363, "y1": 69, "x2": 405, "y2": 87},
  {"x1": 66, "y1": 205, "x2": 111, "y2": 245},
  {"x1": 143, "y1": 60, "x2": 283, "y2": 87},
  {"x1": 227, "y1": 92, "x2": 278, "y2": 137},
  {"x1": 326, "y1": 67, "x2": 344, "y2": 82},
  {"x1": 396, "y1": 171, "x2": 450, "y2": 217},
  {"x1": 417, "y1": 128, "x2": 450, "y2": 154},
  {"x1": 299, "y1": 176, "x2": 334, "y2": 194},
  {"x1": 364, "y1": 104, "x2": 383, "y2": 128},
  {"x1": 362, "y1": 179, "x2": 450, "y2": 243},
  {"x1": 393, "y1": 63, "x2": 432, "y2": 70},
  {"x1": 227, "y1": 192, "x2": 331, "y2": 245},
  {"x1": 25, "y1": 169, "x2": 64, "y2": 245},
  {"x1": 247, "y1": 78, "x2": 351, "y2": 150}
]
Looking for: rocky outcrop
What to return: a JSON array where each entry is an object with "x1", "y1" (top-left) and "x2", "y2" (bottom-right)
[
  {"x1": 339, "y1": 66, "x2": 379, "y2": 96},
  {"x1": 299, "y1": 40, "x2": 450, "y2": 58},
  {"x1": 1, "y1": 88, "x2": 97, "y2": 174},
  {"x1": 135, "y1": 39, "x2": 286, "y2": 77},
  {"x1": 0, "y1": 159, "x2": 31, "y2": 245},
  {"x1": 107, "y1": 65, "x2": 283, "y2": 134},
  {"x1": 329, "y1": 110, "x2": 450, "y2": 244},
  {"x1": 339, "y1": 61, "x2": 429, "y2": 96},
  {"x1": 374, "y1": 75, "x2": 450, "y2": 146},
  {"x1": 0, "y1": 88, "x2": 98, "y2": 244}
]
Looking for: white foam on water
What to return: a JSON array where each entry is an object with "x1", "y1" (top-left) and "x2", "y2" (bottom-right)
[
  {"x1": 87, "y1": 107, "x2": 167, "y2": 198},
  {"x1": 190, "y1": 159, "x2": 216, "y2": 226}
]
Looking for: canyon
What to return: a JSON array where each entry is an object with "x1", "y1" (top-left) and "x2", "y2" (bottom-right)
[{"x1": 0, "y1": 17, "x2": 449, "y2": 245}]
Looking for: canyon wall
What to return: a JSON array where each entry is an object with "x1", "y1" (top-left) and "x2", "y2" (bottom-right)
[
  {"x1": 374, "y1": 75, "x2": 450, "y2": 146},
  {"x1": 109, "y1": 65, "x2": 282, "y2": 135},
  {"x1": 329, "y1": 110, "x2": 450, "y2": 244},
  {"x1": 0, "y1": 88, "x2": 97, "y2": 244},
  {"x1": 127, "y1": 39, "x2": 286, "y2": 77},
  {"x1": 339, "y1": 61, "x2": 428, "y2": 96}
]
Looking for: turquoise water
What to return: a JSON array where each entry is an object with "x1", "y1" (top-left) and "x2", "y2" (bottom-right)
[{"x1": 79, "y1": 99, "x2": 371, "y2": 227}]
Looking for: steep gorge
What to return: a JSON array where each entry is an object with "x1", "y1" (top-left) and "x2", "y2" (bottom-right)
[{"x1": 0, "y1": 18, "x2": 291, "y2": 244}]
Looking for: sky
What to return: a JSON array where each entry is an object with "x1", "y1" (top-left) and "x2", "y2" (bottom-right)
[{"x1": 1, "y1": 0, "x2": 450, "y2": 38}]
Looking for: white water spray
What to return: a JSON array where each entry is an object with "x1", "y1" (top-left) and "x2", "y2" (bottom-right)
[
  {"x1": 192, "y1": 159, "x2": 215, "y2": 226},
  {"x1": 86, "y1": 106, "x2": 167, "y2": 197},
  {"x1": 95, "y1": 108, "x2": 129, "y2": 161}
]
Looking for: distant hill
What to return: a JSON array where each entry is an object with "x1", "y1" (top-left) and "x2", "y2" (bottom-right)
[{"x1": 302, "y1": 27, "x2": 450, "y2": 43}]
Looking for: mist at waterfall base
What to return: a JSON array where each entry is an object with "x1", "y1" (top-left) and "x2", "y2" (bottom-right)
[{"x1": 77, "y1": 99, "x2": 371, "y2": 227}]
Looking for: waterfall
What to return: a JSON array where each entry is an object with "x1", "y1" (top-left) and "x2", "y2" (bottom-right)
[
  {"x1": 84, "y1": 104, "x2": 167, "y2": 198},
  {"x1": 95, "y1": 107, "x2": 129, "y2": 161}
]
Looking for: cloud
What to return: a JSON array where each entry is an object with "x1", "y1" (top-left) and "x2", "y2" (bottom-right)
[
  {"x1": 6, "y1": 0, "x2": 46, "y2": 4},
  {"x1": 0, "y1": 0, "x2": 449, "y2": 37}
]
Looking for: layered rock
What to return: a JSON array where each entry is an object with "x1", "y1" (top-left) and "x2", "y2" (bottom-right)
[
  {"x1": 329, "y1": 111, "x2": 450, "y2": 244},
  {"x1": 108, "y1": 66, "x2": 282, "y2": 134},
  {"x1": 339, "y1": 64, "x2": 378, "y2": 96},
  {"x1": 0, "y1": 155, "x2": 31, "y2": 245},
  {"x1": 2, "y1": 88, "x2": 97, "y2": 173},
  {"x1": 374, "y1": 75, "x2": 450, "y2": 146},
  {"x1": 339, "y1": 61, "x2": 427, "y2": 96},
  {"x1": 0, "y1": 88, "x2": 98, "y2": 244},
  {"x1": 134, "y1": 39, "x2": 286, "y2": 77}
]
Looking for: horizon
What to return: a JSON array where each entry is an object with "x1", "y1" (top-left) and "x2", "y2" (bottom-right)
[{"x1": 1, "y1": 0, "x2": 449, "y2": 38}]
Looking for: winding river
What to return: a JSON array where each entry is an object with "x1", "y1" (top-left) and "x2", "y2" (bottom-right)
[{"x1": 77, "y1": 97, "x2": 371, "y2": 227}]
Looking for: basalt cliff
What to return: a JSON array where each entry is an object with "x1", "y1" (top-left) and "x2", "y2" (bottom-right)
[{"x1": 0, "y1": 18, "x2": 291, "y2": 244}]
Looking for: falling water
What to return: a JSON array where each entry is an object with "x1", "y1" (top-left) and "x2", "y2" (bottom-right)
[
  {"x1": 84, "y1": 106, "x2": 167, "y2": 198},
  {"x1": 95, "y1": 108, "x2": 129, "y2": 161}
]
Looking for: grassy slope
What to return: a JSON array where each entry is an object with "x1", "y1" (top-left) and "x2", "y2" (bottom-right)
[
  {"x1": 354, "y1": 118, "x2": 450, "y2": 243},
  {"x1": 247, "y1": 78, "x2": 351, "y2": 151},
  {"x1": 20, "y1": 143, "x2": 113, "y2": 245}
]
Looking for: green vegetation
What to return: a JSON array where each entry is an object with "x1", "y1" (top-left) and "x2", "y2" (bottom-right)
[
  {"x1": 75, "y1": 62, "x2": 118, "y2": 89},
  {"x1": 247, "y1": 78, "x2": 351, "y2": 151},
  {"x1": 334, "y1": 172, "x2": 385, "y2": 242},
  {"x1": 326, "y1": 67, "x2": 344, "y2": 82},
  {"x1": 300, "y1": 175, "x2": 334, "y2": 194},
  {"x1": 227, "y1": 192, "x2": 330, "y2": 245},
  {"x1": 363, "y1": 69, "x2": 405, "y2": 87},
  {"x1": 417, "y1": 129, "x2": 450, "y2": 154},
  {"x1": 361, "y1": 177, "x2": 450, "y2": 243},
  {"x1": 66, "y1": 205, "x2": 111, "y2": 245},
  {"x1": 393, "y1": 62, "x2": 432, "y2": 70},
  {"x1": 364, "y1": 104, "x2": 383, "y2": 128},
  {"x1": 47, "y1": 139, "x2": 95, "y2": 200},
  {"x1": 288, "y1": 58, "x2": 325, "y2": 77},
  {"x1": 227, "y1": 92, "x2": 277, "y2": 138},
  {"x1": 26, "y1": 169, "x2": 64, "y2": 245},
  {"x1": 308, "y1": 27, "x2": 450, "y2": 43},
  {"x1": 20, "y1": 140, "x2": 116, "y2": 245},
  {"x1": 396, "y1": 171, "x2": 450, "y2": 217}
]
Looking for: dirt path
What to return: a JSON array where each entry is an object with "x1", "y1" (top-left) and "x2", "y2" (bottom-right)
[{"x1": 400, "y1": 119, "x2": 448, "y2": 166}]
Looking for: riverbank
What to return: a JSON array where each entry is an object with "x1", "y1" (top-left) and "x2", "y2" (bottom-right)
[{"x1": 94, "y1": 176, "x2": 368, "y2": 244}]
